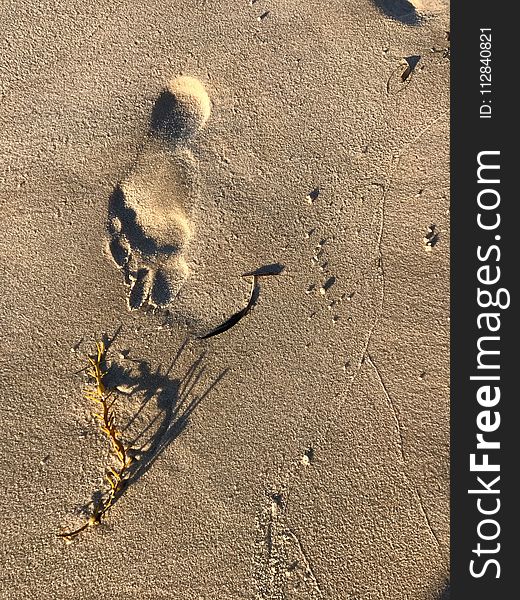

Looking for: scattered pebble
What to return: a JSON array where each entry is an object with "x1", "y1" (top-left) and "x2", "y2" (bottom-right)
[
  {"x1": 70, "y1": 340, "x2": 83, "y2": 353},
  {"x1": 418, "y1": 371, "x2": 427, "y2": 381},
  {"x1": 319, "y1": 286, "x2": 327, "y2": 296},
  {"x1": 270, "y1": 494, "x2": 282, "y2": 516},
  {"x1": 423, "y1": 224, "x2": 439, "y2": 251},
  {"x1": 322, "y1": 276, "x2": 336, "y2": 292},
  {"x1": 116, "y1": 384, "x2": 138, "y2": 395},
  {"x1": 301, "y1": 447, "x2": 314, "y2": 466},
  {"x1": 306, "y1": 187, "x2": 320, "y2": 204}
]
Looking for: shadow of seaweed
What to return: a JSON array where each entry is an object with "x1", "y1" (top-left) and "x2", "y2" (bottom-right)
[
  {"x1": 80, "y1": 338, "x2": 227, "y2": 523},
  {"x1": 372, "y1": 0, "x2": 421, "y2": 25}
]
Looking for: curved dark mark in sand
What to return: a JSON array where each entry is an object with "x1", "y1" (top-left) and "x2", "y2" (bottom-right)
[
  {"x1": 198, "y1": 276, "x2": 259, "y2": 340},
  {"x1": 198, "y1": 268, "x2": 283, "y2": 340},
  {"x1": 372, "y1": 0, "x2": 422, "y2": 25},
  {"x1": 107, "y1": 76, "x2": 211, "y2": 310},
  {"x1": 386, "y1": 55, "x2": 421, "y2": 95}
]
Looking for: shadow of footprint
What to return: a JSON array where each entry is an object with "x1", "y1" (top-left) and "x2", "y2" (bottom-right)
[
  {"x1": 107, "y1": 76, "x2": 211, "y2": 310},
  {"x1": 372, "y1": 0, "x2": 422, "y2": 25}
]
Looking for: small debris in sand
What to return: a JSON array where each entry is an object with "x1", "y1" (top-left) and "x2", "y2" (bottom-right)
[
  {"x1": 305, "y1": 284, "x2": 316, "y2": 294},
  {"x1": 116, "y1": 383, "x2": 138, "y2": 395},
  {"x1": 321, "y1": 276, "x2": 336, "y2": 293},
  {"x1": 306, "y1": 187, "x2": 320, "y2": 204},
  {"x1": 418, "y1": 371, "x2": 427, "y2": 381},
  {"x1": 270, "y1": 493, "x2": 282, "y2": 516},
  {"x1": 423, "y1": 224, "x2": 439, "y2": 251},
  {"x1": 70, "y1": 339, "x2": 83, "y2": 353},
  {"x1": 258, "y1": 11, "x2": 270, "y2": 21},
  {"x1": 301, "y1": 447, "x2": 314, "y2": 466}
]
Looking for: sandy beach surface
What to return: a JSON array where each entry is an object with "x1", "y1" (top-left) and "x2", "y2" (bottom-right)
[{"x1": 1, "y1": 1, "x2": 449, "y2": 598}]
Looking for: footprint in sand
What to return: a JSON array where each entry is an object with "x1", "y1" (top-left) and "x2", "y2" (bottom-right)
[{"x1": 107, "y1": 76, "x2": 211, "y2": 309}]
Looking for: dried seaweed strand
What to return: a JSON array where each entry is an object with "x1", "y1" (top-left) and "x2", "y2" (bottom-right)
[{"x1": 59, "y1": 341, "x2": 133, "y2": 539}]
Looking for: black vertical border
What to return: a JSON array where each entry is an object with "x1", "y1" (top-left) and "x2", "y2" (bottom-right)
[{"x1": 451, "y1": 2, "x2": 516, "y2": 598}]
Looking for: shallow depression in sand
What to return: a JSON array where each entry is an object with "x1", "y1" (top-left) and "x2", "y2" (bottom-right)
[
  {"x1": 151, "y1": 75, "x2": 212, "y2": 142},
  {"x1": 107, "y1": 76, "x2": 211, "y2": 310}
]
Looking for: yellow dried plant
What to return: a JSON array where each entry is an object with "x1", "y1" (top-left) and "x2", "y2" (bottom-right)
[{"x1": 59, "y1": 341, "x2": 133, "y2": 539}]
